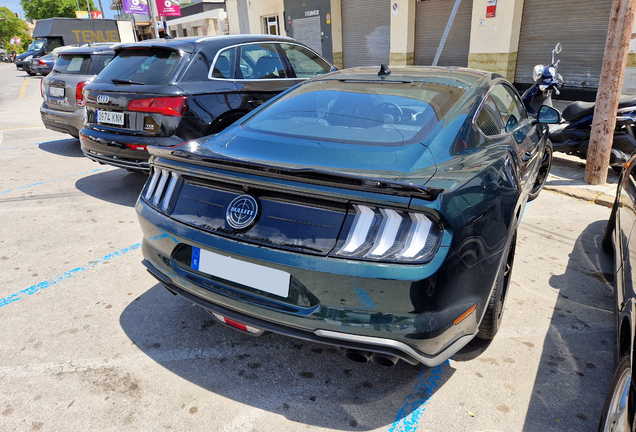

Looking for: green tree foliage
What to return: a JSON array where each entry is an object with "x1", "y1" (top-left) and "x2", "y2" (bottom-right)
[
  {"x1": 0, "y1": 7, "x2": 30, "y2": 50},
  {"x1": 20, "y1": 0, "x2": 98, "y2": 22}
]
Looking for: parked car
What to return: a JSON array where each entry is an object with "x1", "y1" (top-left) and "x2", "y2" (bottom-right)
[
  {"x1": 136, "y1": 65, "x2": 558, "y2": 367},
  {"x1": 40, "y1": 44, "x2": 116, "y2": 138},
  {"x1": 600, "y1": 153, "x2": 636, "y2": 431},
  {"x1": 30, "y1": 53, "x2": 54, "y2": 76},
  {"x1": 79, "y1": 35, "x2": 333, "y2": 173}
]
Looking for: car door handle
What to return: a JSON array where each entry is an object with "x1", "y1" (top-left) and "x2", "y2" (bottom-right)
[
  {"x1": 248, "y1": 99, "x2": 263, "y2": 106},
  {"x1": 523, "y1": 151, "x2": 533, "y2": 162}
]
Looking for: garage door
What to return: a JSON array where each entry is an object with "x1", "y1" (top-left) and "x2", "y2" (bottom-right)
[
  {"x1": 341, "y1": 0, "x2": 391, "y2": 68},
  {"x1": 414, "y1": 0, "x2": 472, "y2": 67},
  {"x1": 515, "y1": 0, "x2": 612, "y2": 88},
  {"x1": 292, "y1": 16, "x2": 322, "y2": 55}
]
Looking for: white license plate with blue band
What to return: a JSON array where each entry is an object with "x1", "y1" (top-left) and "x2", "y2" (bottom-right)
[
  {"x1": 191, "y1": 247, "x2": 291, "y2": 298},
  {"x1": 96, "y1": 109, "x2": 124, "y2": 126}
]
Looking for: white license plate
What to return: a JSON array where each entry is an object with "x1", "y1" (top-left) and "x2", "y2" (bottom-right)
[
  {"x1": 50, "y1": 87, "x2": 64, "y2": 97},
  {"x1": 97, "y1": 109, "x2": 125, "y2": 126},
  {"x1": 191, "y1": 247, "x2": 291, "y2": 298}
]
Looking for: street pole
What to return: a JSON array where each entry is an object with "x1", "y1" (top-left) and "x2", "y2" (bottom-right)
[
  {"x1": 584, "y1": 0, "x2": 636, "y2": 184},
  {"x1": 147, "y1": 0, "x2": 162, "y2": 39},
  {"x1": 97, "y1": 0, "x2": 105, "y2": 18},
  {"x1": 86, "y1": 0, "x2": 92, "y2": 18}
]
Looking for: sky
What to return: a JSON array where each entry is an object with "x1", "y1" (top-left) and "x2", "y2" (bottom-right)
[{"x1": 0, "y1": 0, "x2": 119, "y2": 20}]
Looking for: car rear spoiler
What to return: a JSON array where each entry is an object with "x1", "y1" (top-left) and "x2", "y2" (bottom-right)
[{"x1": 148, "y1": 144, "x2": 444, "y2": 201}]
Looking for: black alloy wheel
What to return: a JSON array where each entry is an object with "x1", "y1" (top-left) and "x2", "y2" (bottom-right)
[
  {"x1": 477, "y1": 228, "x2": 517, "y2": 340},
  {"x1": 598, "y1": 354, "x2": 633, "y2": 432},
  {"x1": 528, "y1": 143, "x2": 553, "y2": 201}
]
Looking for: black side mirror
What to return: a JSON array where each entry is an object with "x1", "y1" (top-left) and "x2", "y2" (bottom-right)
[{"x1": 537, "y1": 105, "x2": 561, "y2": 124}]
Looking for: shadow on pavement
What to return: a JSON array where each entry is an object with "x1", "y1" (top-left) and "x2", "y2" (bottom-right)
[
  {"x1": 522, "y1": 220, "x2": 615, "y2": 431},
  {"x1": 75, "y1": 168, "x2": 147, "y2": 207},
  {"x1": 119, "y1": 283, "x2": 456, "y2": 430},
  {"x1": 38, "y1": 138, "x2": 83, "y2": 157}
]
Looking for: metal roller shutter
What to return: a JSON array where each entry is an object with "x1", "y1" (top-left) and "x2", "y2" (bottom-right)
[
  {"x1": 515, "y1": 0, "x2": 611, "y2": 88},
  {"x1": 414, "y1": 0, "x2": 472, "y2": 67},
  {"x1": 342, "y1": 0, "x2": 391, "y2": 68},
  {"x1": 292, "y1": 16, "x2": 323, "y2": 55}
]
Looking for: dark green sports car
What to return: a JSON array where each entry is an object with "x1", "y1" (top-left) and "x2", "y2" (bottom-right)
[{"x1": 136, "y1": 66, "x2": 558, "y2": 367}]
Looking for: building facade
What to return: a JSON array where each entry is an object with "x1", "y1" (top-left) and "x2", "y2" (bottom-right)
[{"x1": 225, "y1": 0, "x2": 636, "y2": 94}]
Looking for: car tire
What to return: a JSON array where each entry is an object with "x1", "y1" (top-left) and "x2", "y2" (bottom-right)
[
  {"x1": 27, "y1": 71, "x2": 36, "y2": 76},
  {"x1": 476, "y1": 226, "x2": 517, "y2": 340},
  {"x1": 528, "y1": 142, "x2": 553, "y2": 201},
  {"x1": 598, "y1": 354, "x2": 633, "y2": 432}
]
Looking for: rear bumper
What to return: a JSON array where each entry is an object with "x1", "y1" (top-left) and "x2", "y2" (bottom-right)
[
  {"x1": 80, "y1": 127, "x2": 182, "y2": 172},
  {"x1": 143, "y1": 258, "x2": 477, "y2": 366},
  {"x1": 40, "y1": 104, "x2": 84, "y2": 137}
]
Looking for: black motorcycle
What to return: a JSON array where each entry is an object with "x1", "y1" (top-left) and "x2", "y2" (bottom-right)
[{"x1": 522, "y1": 43, "x2": 636, "y2": 171}]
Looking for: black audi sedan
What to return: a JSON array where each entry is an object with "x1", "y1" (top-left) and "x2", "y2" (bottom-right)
[
  {"x1": 600, "y1": 154, "x2": 636, "y2": 430},
  {"x1": 79, "y1": 35, "x2": 333, "y2": 172},
  {"x1": 136, "y1": 65, "x2": 558, "y2": 367}
]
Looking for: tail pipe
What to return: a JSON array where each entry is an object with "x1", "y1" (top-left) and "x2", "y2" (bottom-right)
[{"x1": 344, "y1": 349, "x2": 400, "y2": 367}]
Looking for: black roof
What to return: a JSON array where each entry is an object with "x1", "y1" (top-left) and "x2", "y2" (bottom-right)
[
  {"x1": 57, "y1": 43, "x2": 118, "y2": 56},
  {"x1": 115, "y1": 34, "x2": 297, "y2": 54}
]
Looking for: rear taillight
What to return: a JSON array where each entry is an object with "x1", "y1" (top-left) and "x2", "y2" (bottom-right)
[
  {"x1": 38, "y1": 59, "x2": 46, "y2": 65},
  {"x1": 128, "y1": 96, "x2": 188, "y2": 117},
  {"x1": 76, "y1": 81, "x2": 90, "y2": 107}
]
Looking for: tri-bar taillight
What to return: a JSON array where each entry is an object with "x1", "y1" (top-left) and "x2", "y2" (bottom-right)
[
  {"x1": 128, "y1": 96, "x2": 188, "y2": 117},
  {"x1": 144, "y1": 168, "x2": 181, "y2": 213},
  {"x1": 334, "y1": 204, "x2": 441, "y2": 263}
]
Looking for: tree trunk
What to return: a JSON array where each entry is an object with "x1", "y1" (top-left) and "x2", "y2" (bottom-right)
[{"x1": 584, "y1": 0, "x2": 636, "y2": 185}]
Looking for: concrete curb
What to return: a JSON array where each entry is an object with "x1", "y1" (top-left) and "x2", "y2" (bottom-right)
[{"x1": 544, "y1": 185, "x2": 616, "y2": 208}]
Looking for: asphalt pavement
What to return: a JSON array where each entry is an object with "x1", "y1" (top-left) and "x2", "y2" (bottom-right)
[{"x1": 0, "y1": 63, "x2": 617, "y2": 432}]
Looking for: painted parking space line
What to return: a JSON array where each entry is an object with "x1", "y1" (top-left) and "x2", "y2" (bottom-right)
[
  {"x1": 0, "y1": 142, "x2": 40, "y2": 151},
  {"x1": 18, "y1": 79, "x2": 28, "y2": 98},
  {"x1": 0, "y1": 167, "x2": 113, "y2": 195},
  {"x1": 0, "y1": 243, "x2": 141, "y2": 308},
  {"x1": 386, "y1": 360, "x2": 450, "y2": 432},
  {"x1": 0, "y1": 126, "x2": 46, "y2": 131}
]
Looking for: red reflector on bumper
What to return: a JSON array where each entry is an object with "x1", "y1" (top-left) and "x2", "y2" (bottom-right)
[
  {"x1": 211, "y1": 312, "x2": 264, "y2": 335},
  {"x1": 125, "y1": 144, "x2": 148, "y2": 151}
]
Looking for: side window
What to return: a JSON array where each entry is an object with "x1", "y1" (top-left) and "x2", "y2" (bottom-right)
[
  {"x1": 475, "y1": 96, "x2": 504, "y2": 136},
  {"x1": 279, "y1": 43, "x2": 330, "y2": 78},
  {"x1": 489, "y1": 84, "x2": 527, "y2": 133},
  {"x1": 210, "y1": 47, "x2": 236, "y2": 79},
  {"x1": 181, "y1": 52, "x2": 212, "y2": 82},
  {"x1": 238, "y1": 43, "x2": 286, "y2": 80},
  {"x1": 95, "y1": 53, "x2": 114, "y2": 73}
]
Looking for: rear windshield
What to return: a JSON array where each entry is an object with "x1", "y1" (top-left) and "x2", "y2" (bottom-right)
[
  {"x1": 93, "y1": 48, "x2": 182, "y2": 85},
  {"x1": 243, "y1": 80, "x2": 465, "y2": 146},
  {"x1": 54, "y1": 54, "x2": 92, "y2": 75}
]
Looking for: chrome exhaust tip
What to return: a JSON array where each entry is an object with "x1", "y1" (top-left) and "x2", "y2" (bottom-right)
[
  {"x1": 370, "y1": 353, "x2": 399, "y2": 367},
  {"x1": 344, "y1": 349, "x2": 372, "y2": 363}
]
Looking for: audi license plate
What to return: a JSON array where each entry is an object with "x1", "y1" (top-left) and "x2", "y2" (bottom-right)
[
  {"x1": 96, "y1": 109, "x2": 124, "y2": 126},
  {"x1": 49, "y1": 87, "x2": 64, "y2": 97}
]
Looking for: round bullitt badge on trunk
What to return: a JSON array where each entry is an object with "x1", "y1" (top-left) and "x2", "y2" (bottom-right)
[{"x1": 226, "y1": 195, "x2": 259, "y2": 230}]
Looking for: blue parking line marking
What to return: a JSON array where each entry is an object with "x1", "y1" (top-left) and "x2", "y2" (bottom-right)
[
  {"x1": 520, "y1": 201, "x2": 533, "y2": 225},
  {"x1": 0, "y1": 243, "x2": 141, "y2": 308},
  {"x1": 0, "y1": 167, "x2": 112, "y2": 195},
  {"x1": 0, "y1": 143, "x2": 39, "y2": 151},
  {"x1": 386, "y1": 360, "x2": 450, "y2": 432}
]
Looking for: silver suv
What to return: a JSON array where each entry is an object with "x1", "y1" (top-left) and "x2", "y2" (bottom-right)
[{"x1": 40, "y1": 45, "x2": 116, "y2": 138}]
